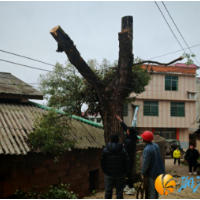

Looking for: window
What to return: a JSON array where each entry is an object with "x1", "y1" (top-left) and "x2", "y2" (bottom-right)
[
  {"x1": 171, "y1": 102, "x2": 185, "y2": 117},
  {"x1": 123, "y1": 103, "x2": 128, "y2": 116},
  {"x1": 143, "y1": 101, "x2": 159, "y2": 116},
  {"x1": 165, "y1": 76, "x2": 178, "y2": 91},
  {"x1": 90, "y1": 118, "x2": 94, "y2": 122},
  {"x1": 97, "y1": 118, "x2": 101, "y2": 123}
]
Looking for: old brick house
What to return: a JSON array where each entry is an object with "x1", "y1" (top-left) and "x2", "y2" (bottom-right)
[{"x1": 0, "y1": 72, "x2": 105, "y2": 198}]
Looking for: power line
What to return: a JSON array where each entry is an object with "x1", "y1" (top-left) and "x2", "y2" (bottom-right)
[
  {"x1": 0, "y1": 49, "x2": 55, "y2": 67},
  {"x1": 1, "y1": 57, "x2": 199, "y2": 94},
  {"x1": 0, "y1": 49, "x2": 113, "y2": 71},
  {"x1": 161, "y1": 1, "x2": 200, "y2": 66},
  {"x1": 0, "y1": 59, "x2": 105, "y2": 84},
  {"x1": 0, "y1": 59, "x2": 55, "y2": 73},
  {"x1": 154, "y1": 1, "x2": 186, "y2": 53},
  {"x1": 1, "y1": 47, "x2": 199, "y2": 74},
  {"x1": 149, "y1": 43, "x2": 200, "y2": 60}
]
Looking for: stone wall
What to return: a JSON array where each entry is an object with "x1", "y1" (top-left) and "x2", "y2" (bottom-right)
[{"x1": 0, "y1": 148, "x2": 104, "y2": 199}]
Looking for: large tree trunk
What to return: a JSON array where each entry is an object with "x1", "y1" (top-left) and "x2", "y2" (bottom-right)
[
  {"x1": 102, "y1": 16, "x2": 133, "y2": 142},
  {"x1": 101, "y1": 101, "x2": 125, "y2": 143}
]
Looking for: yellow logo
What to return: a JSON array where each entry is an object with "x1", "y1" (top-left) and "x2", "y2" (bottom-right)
[{"x1": 155, "y1": 174, "x2": 176, "y2": 195}]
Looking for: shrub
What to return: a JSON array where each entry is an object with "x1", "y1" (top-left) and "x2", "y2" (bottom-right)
[
  {"x1": 14, "y1": 184, "x2": 77, "y2": 199},
  {"x1": 28, "y1": 109, "x2": 76, "y2": 162}
]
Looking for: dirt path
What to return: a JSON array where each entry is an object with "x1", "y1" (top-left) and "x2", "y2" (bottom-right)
[{"x1": 84, "y1": 156, "x2": 200, "y2": 199}]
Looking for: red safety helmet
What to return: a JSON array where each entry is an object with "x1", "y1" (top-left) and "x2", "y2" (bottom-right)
[{"x1": 141, "y1": 131, "x2": 154, "y2": 141}]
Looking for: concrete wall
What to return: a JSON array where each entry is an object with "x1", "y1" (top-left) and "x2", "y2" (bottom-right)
[
  {"x1": 129, "y1": 100, "x2": 196, "y2": 128},
  {"x1": 130, "y1": 73, "x2": 197, "y2": 100},
  {"x1": 195, "y1": 78, "x2": 200, "y2": 152},
  {"x1": 0, "y1": 148, "x2": 104, "y2": 199},
  {"x1": 179, "y1": 128, "x2": 189, "y2": 148}
]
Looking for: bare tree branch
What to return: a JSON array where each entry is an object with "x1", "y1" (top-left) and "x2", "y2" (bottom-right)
[
  {"x1": 133, "y1": 56, "x2": 183, "y2": 66},
  {"x1": 50, "y1": 26, "x2": 105, "y2": 104}
]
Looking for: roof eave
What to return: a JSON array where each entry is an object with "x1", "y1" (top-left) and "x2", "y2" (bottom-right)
[{"x1": 0, "y1": 93, "x2": 43, "y2": 100}]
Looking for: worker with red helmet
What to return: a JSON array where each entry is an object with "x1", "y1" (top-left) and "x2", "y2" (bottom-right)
[{"x1": 141, "y1": 130, "x2": 165, "y2": 199}]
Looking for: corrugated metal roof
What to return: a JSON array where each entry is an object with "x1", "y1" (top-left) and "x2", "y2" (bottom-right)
[
  {"x1": 173, "y1": 63, "x2": 199, "y2": 68},
  {"x1": 0, "y1": 72, "x2": 43, "y2": 98},
  {"x1": 0, "y1": 102, "x2": 105, "y2": 155}
]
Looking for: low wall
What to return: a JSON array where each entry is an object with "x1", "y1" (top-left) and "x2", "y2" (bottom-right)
[{"x1": 0, "y1": 148, "x2": 104, "y2": 199}]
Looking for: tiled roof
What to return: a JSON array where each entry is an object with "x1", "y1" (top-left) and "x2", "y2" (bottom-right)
[
  {"x1": 0, "y1": 72, "x2": 43, "y2": 99},
  {"x1": 0, "y1": 102, "x2": 105, "y2": 155}
]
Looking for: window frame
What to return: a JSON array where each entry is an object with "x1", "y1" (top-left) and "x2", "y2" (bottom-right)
[
  {"x1": 165, "y1": 76, "x2": 178, "y2": 91},
  {"x1": 123, "y1": 103, "x2": 128, "y2": 116},
  {"x1": 170, "y1": 102, "x2": 185, "y2": 117},
  {"x1": 143, "y1": 101, "x2": 159, "y2": 116},
  {"x1": 96, "y1": 118, "x2": 102, "y2": 123}
]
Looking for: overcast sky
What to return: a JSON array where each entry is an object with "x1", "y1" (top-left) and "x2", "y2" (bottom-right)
[{"x1": 0, "y1": 1, "x2": 200, "y2": 106}]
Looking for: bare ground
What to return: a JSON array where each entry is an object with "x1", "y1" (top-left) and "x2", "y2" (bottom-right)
[{"x1": 84, "y1": 156, "x2": 200, "y2": 199}]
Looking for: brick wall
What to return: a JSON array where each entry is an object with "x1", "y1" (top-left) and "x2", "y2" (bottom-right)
[
  {"x1": 0, "y1": 148, "x2": 104, "y2": 199},
  {"x1": 141, "y1": 64, "x2": 197, "y2": 74}
]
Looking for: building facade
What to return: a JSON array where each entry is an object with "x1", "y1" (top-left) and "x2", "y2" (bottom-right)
[
  {"x1": 123, "y1": 63, "x2": 198, "y2": 148},
  {"x1": 195, "y1": 77, "x2": 200, "y2": 152}
]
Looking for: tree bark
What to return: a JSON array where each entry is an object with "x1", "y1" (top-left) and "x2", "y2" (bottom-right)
[
  {"x1": 50, "y1": 26, "x2": 105, "y2": 105},
  {"x1": 101, "y1": 101, "x2": 125, "y2": 143}
]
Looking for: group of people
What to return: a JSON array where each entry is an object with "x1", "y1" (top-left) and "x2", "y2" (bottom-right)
[
  {"x1": 173, "y1": 145, "x2": 199, "y2": 175},
  {"x1": 100, "y1": 116, "x2": 165, "y2": 199}
]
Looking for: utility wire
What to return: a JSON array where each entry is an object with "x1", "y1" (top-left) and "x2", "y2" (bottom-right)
[
  {"x1": 154, "y1": 1, "x2": 186, "y2": 53},
  {"x1": 149, "y1": 44, "x2": 200, "y2": 60},
  {"x1": 161, "y1": 1, "x2": 200, "y2": 66},
  {"x1": 0, "y1": 47, "x2": 188, "y2": 72},
  {"x1": 1, "y1": 45, "x2": 199, "y2": 74},
  {"x1": 0, "y1": 59, "x2": 55, "y2": 73},
  {"x1": 0, "y1": 49, "x2": 113, "y2": 71},
  {"x1": 0, "y1": 49, "x2": 55, "y2": 67},
  {"x1": 0, "y1": 59, "x2": 104, "y2": 84}
]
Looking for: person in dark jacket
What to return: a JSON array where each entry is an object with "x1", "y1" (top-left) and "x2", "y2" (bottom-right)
[
  {"x1": 185, "y1": 144, "x2": 200, "y2": 175},
  {"x1": 116, "y1": 115, "x2": 138, "y2": 195},
  {"x1": 100, "y1": 134, "x2": 130, "y2": 199}
]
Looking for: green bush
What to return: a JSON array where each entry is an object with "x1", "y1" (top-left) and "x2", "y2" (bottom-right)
[
  {"x1": 28, "y1": 109, "x2": 76, "y2": 162},
  {"x1": 14, "y1": 184, "x2": 77, "y2": 199}
]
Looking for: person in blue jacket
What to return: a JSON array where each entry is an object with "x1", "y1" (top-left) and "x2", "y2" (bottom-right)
[
  {"x1": 116, "y1": 115, "x2": 138, "y2": 195},
  {"x1": 141, "y1": 130, "x2": 165, "y2": 199}
]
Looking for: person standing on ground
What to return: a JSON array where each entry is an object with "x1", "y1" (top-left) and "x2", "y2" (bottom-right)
[
  {"x1": 173, "y1": 147, "x2": 181, "y2": 166},
  {"x1": 100, "y1": 134, "x2": 130, "y2": 199},
  {"x1": 141, "y1": 131, "x2": 165, "y2": 199},
  {"x1": 116, "y1": 115, "x2": 138, "y2": 195},
  {"x1": 185, "y1": 144, "x2": 200, "y2": 175}
]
